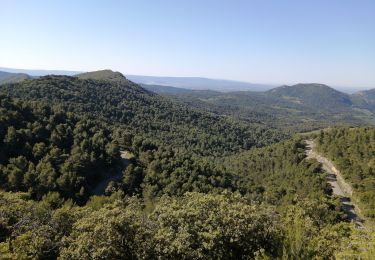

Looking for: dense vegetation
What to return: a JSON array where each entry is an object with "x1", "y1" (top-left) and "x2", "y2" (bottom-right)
[
  {"x1": 147, "y1": 83, "x2": 375, "y2": 133},
  {"x1": 121, "y1": 137, "x2": 337, "y2": 206},
  {"x1": 315, "y1": 127, "x2": 375, "y2": 218},
  {"x1": 0, "y1": 97, "x2": 356, "y2": 258},
  {"x1": 351, "y1": 89, "x2": 375, "y2": 113},
  {"x1": 0, "y1": 95, "x2": 235, "y2": 202},
  {"x1": 0, "y1": 71, "x2": 374, "y2": 259},
  {"x1": 221, "y1": 138, "x2": 335, "y2": 207},
  {"x1": 0, "y1": 190, "x2": 355, "y2": 259},
  {"x1": 0, "y1": 95, "x2": 121, "y2": 202},
  {"x1": 0, "y1": 73, "x2": 285, "y2": 156},
  {"x1": 267, "y1": 84, "x2": 352, "y2": 111}
]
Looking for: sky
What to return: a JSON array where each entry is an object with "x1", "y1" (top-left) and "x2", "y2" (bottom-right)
[{"x1": 1, "y1": 0, "x2": 374, "y2": 88}]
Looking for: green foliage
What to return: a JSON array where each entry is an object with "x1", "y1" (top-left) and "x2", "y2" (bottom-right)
[
  {"x1": 59, "y1": 199, "x2": 150, "y2": 260},
  {"x1": 315, "y1": 127, "x2": 375, "y2": 218},
  {"x1": 281, "y1": 199, "x2": 351, "y2": 259},
  {"x1": 0, "y1": 191, "x2": 84, "y2": 259},
  {"x1": 149, "y1": 192, "x2": 281, "y2": 259},
  {"x1": 268, "y1": 83, "x2": 352, "y2": 111},
  {"x1": 336, "y1": 227, "x2": 375, "y2": 259},
  {"x1": 137, "y1": 147, "x2": 234, "y2": 198},
  {"x1": 351, "y1": 88, "x2": 375, "y2": 114},
  {"x1": 156, "y1": 84, "x2": 374, "y2": 134},
  {"x1": 0, "y1": 191, "x2": 350, "y2": 259},
  {"x1": 0, "y1": 73, "x2": 371, "y2": 258},
  {"x1": 0, "y1": 75, "x2": 285, "y2": 156},
  {"x1": 221, "y1": 138, "x2": 335, "y2": 208},
  {"x1": 41, "y1": 192, "x2": 284, "y2": 259},
  {"x1": 0, "y1": 96, "x2": 120, "y2": 201}
]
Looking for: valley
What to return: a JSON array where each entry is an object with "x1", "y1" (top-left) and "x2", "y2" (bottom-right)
[
  {"x1": 2, "y1": 1, "x2": 375, "y2": 258},
  {"x1": 0, "y1": 70, "x2": 374, "y2": 259},
  {"x1": 143, "y1": 82, "x2": 375, "y2": 133}
]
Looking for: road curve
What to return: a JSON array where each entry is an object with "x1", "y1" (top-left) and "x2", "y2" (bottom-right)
[{"x1": 304, "y1": 139, "x2": 363, "y2": 226}]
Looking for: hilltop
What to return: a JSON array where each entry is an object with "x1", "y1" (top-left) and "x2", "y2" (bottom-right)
[
  {"x1": 1, "y1": 68, "x2": 374, "y2": 133},
  {"x1": 77, "y1": 69, "x2": 128, "y2": 82},
  {"x1": 266, "y1": 83, "x2": 353, "y2": 111},
  {"x1": 154, "y1": 83, "x2": 375, "y2": 132}
]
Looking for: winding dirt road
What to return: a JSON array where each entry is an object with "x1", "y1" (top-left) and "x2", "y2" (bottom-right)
[{"x1": 305, "y1": 140, "x2": 363, "y2": 226}]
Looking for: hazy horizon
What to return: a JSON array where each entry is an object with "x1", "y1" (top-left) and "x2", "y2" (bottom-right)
[
  {"x1": 1, "y1": 0, "x2": 375, "y2": 89},
  {"x1": 1, "y1": 65, "x2": 371, "y2": 93}
]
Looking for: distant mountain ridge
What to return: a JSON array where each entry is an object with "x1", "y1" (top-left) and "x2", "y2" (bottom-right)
[
  {"x1": 141, "y1": 83, "x2": 221, "y2": 95},
  {"x1": 1, "y1": 68, "x2": 374, "y2": 130},
  {"x1": 0, "y1": 67, "x2": 275, "y2": 92},
  {"x1": 351, "y1": 88, "x2": 375, "y2": 113},
  {"x1": 126, "y1": 75, "x2": 275, "y2": 92},
  {"x1": 156, "y1": 82, "x2": 375, "y2": 132},
  {"x1": 0, "y1": 66, "x2": 81, "y2": 76},
  {"x1": 0, "y1": 70, "x2": 284, "y2": 156},
  {"x1": 266, "y1": 83, "x2": 353, "y2": 111},
  {"x1": 0, "y1": 66, "x2": 371, "y2": 93},
  {"x1": 0, "y1": 71, "x2": 31, "y2": 84}
]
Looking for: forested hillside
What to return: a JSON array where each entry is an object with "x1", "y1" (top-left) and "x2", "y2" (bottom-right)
[
  {"x1": 0, "y1": 95, "x2": 265, "y2": 203},
  {"x1": 315, "y1": 127, "x2": 375, "y2": 218},
  {"x1": 266, "y1": 84, "x2": 352, "y2": 111},
  {"x1": 0, "y1": 95, "x2": 121, "y2": 202},
  {"x1": 3, "y1": 69, "x2": 375, "y2": 134},
  {"x1": 351, "y1": 88, "x2": 375, "y2": 113},
  {"x1": 0, "y1": 72, "x2": 285, "y2": 156},
  {"x1": 2, "y1": 0, "x2": 375, "y2": 256},
  {"x1": 0, "y1": 190, "x2": 352, "y2": 259},
  {"x1": 0, "y1": 94, "x2": 353, "y2": 259},
  {"x1": 221, "y1": 138, "x2": 333, "y2": 206},
  {"x1": 148, "y1": 83, "x2": 375, "y2": 133},
  {"x1": 1, "y1": 71, "x2": 375, "y2": 259},
  {"x1": 0, "y1": 131, "x2": 364, "y2": 259}
]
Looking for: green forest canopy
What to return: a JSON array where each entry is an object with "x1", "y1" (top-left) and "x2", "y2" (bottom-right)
[
  {"x1": 0, "y1": 73, "x2": 374, "y2": 259},
  {"x1": 315, "y1": 127, "x2": 375, "y2": 219}
]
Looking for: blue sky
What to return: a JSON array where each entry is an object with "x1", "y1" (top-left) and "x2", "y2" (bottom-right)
[{"x1": 1, "y1": 0, "x2": 374, "y2": 88}]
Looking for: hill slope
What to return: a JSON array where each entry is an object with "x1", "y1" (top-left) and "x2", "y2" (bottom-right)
[
  {"x1": 0, "y1": 71, "x2": 31, "y2": 84},
  {"x1": 126, "y1": 74, "x2": 274, "y2": 92},
  {"x1": 315, "y1": 127, "x2": 375, "y2": 219},
  {"x1": 0, "y1": 95, "x2": 121, "y2": 201},
  {"x1": 158, "y1": 83, "x2": 375, "y2": 132},
  {"x1": 351, "y1": 88, "x2": 375, "y2": 113},
  {"x1": 77, "y1": 69, "x2": 129, "y2": 82},
  {"x1": 267, "y1": 83, "x2": 353, "y2": 111},
  {"x1": 0, "y1": 71, "x2": 285, "y2": 156}
]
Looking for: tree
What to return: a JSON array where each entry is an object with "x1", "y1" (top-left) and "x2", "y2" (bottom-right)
[
  {"x1": 149, "y1": 192, "x2": 281, "y2": 259},
  {"x1": 59, "y1": 200, "x2": 152, "y2": 259}
]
